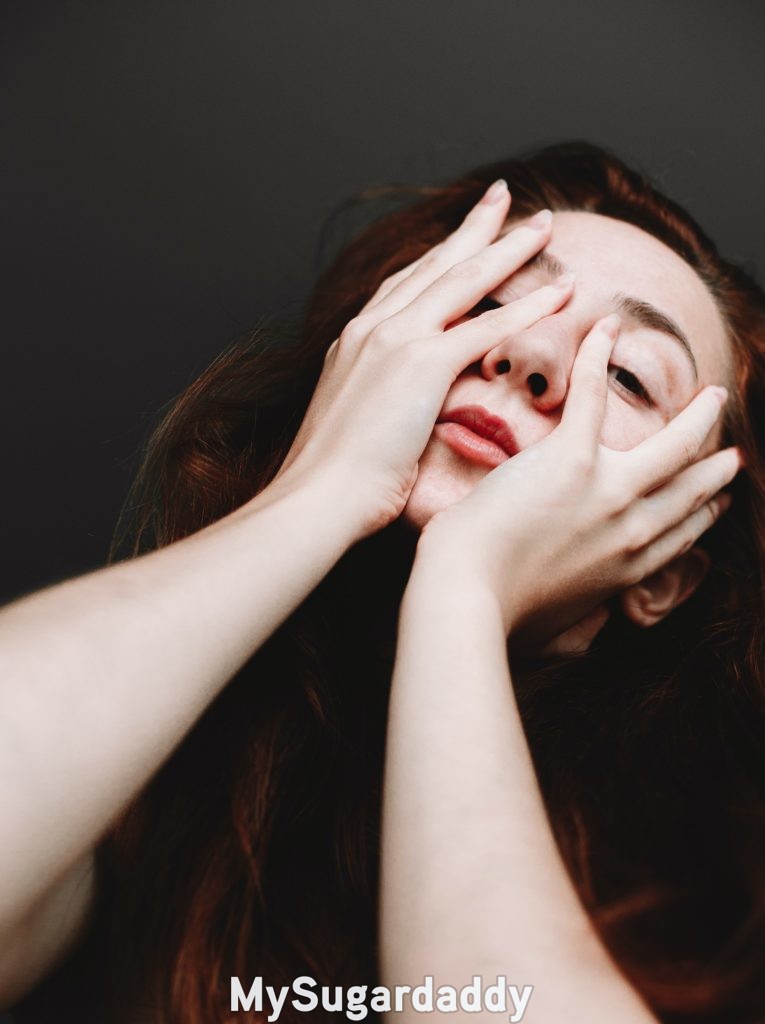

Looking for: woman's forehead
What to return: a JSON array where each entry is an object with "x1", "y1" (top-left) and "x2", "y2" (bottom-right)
[{"x1": 501, "y1": 210, "x2": 732, "y2": 388}]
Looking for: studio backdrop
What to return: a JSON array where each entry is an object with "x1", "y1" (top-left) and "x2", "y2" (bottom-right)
[{"x1": 2, "y1": 0, "x2": 762, "y2": 602}]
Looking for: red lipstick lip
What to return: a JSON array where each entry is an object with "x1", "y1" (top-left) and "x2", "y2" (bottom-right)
[{"x1": 435, "y1": 405, "x2": 519, "y2": 467}]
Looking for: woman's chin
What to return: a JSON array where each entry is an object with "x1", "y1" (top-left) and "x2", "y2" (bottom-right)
[{"x1": 401, "y1": 466, "x2": 476, "y2": 531}]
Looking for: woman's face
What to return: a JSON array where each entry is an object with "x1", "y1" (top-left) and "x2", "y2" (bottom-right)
[{"x1": 403, "y1": 210, "x2": 733, "y2": 529}]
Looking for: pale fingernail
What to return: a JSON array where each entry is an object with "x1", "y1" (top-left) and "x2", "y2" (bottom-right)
[
  {"x1": 711, "y1": 385, "x2": 728, "y2": 406},
  {"x1": 481, "y1": 179, "x2": 508, "y2": 205},
  {"x1": 528, "y1": 208, "x2": 553, "y2": 229},
  {"x1": 600, "y1": 313, "x2": 621, "y2": 339},
  {"x1": 555, "y1": 271, "x2": 576, "y2": 290}
]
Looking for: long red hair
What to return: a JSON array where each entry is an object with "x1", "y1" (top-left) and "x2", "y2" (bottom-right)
[{"x1": 87, "y1": 142, "x2": 765, "y2": 1022}]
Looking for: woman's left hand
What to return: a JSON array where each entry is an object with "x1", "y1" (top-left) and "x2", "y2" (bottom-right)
[{"x1": 412, "y1": 314, "x2": 741, "y2": 644}]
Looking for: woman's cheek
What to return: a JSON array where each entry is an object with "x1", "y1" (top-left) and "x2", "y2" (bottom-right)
[
  {"x1": 600, "y1": 395, "x2": 663, "y2": 451},
  {"x1": 403, "y1": 397, "x2": 668, "y2": 529}
]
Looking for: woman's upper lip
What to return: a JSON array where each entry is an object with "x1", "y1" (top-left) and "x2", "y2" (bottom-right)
[{"x1": 435, "y1": 405, "x2": 519, "y2": 457}]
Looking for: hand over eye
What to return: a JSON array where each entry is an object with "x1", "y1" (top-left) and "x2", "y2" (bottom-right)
[
  {"x1": 414, "y1": 314, "x2": 741, "y2": 641},
  {"x1": 273, "y1": 182, "x2": 575, "y2": 541}
]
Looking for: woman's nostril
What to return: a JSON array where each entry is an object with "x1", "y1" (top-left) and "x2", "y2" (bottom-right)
[
  {"x1": 496, "y1": 358, "x2": 511, "y2": 374},
  {"x1": 528, "y1": 373, "x2": 548, "y2": 397}
]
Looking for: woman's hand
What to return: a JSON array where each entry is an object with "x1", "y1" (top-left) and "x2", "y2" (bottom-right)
[
  {"x1": 274, "y1": 182, "x2": 576, "y2": 541},
  {"x1": 413, "y1": 315, "x2": 741, "y2": 642}
]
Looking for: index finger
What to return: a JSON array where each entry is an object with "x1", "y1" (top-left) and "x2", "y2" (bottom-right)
[
  {"x1": 360, "y1": 179, "x2": 512, "y2": 317},
  {"x1": 560, "y1": 314, "x2": 621, "y2": 444}
]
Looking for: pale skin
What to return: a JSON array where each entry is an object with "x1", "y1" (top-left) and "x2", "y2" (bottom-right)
[
  {"x1": 0, "y1": 181, "x2": 740, "y2": 1016},
  {"x1": 340, "y1": 184, "x2": 736, "y2": 1021}
]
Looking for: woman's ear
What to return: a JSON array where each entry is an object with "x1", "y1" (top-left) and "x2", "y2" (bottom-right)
[{"x1": 620, "y1": 548, "x2": 711, "y2": 628}]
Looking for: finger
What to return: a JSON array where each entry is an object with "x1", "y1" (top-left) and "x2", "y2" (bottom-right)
[
  {"x1": 633, "y1": 491, "x2": 732, "y2": 580},
  {"x1": 535, "y1": 604, "x2": 611, "y2": 657},
  {"x1": 632, "y1": 446, "x2": 741, "y2": 544},
  {"x1": 559, "y1": 314, "x2": 621, "y2": 444},
  {"x1": 627, "y1": 386, "x2": 728, "y2": 495},
  {"x1": 360, "y1": 253, "x2": 432, "y2": 314},
  {"x1": 438, "y1": 273, "x2": 575, "y2": 370},
  {"x1": 380, "y1": 208, "x2": 554, "y2": 336},
  {"x1": 361, "y1": 179, "x2": 511, "y2": 318}
]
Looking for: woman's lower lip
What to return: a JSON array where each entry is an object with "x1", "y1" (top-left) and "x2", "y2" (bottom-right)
[{"x1": 433, "y1": 421, "x2": 510, "y2": 468}]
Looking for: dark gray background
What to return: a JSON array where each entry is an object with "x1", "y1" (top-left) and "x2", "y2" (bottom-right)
[{"x1": 2, "y1": 0, "x2": 763, "y2": 604}]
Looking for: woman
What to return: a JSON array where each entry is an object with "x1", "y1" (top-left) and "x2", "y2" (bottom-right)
[{"x1": 4, "y1": 142, "x2": 765, "y2": 1023}]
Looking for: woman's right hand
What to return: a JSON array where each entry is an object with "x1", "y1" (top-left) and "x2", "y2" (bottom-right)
[{"x1": 274, "y1": 181, "x2": 576, "y2": 540}]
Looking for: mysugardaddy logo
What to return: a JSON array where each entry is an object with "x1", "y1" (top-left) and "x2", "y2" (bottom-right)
[{"x1": 231, "y1": 974, "x2": 533, "y2": 1021}]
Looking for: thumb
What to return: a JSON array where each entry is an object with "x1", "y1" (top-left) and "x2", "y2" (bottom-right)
[{"x1": 534, "y1": 604, "x2": 612, "y2": 657}]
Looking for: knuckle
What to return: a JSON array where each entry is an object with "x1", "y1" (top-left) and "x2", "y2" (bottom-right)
[
  {"x1": 681, "y1": 441, "x2": 698, "y2": 467},
  {"x1": 601, "y1": 479, "x2": 629, "y2": 516},
  {"x1": 420, "y1": 252, "x2": 443, "y2": 273},
  {"x1": 624, "y1": 556, "x2": 647, "y2": 588},
  {"x1": 689, "y1": 480, "x2": 710, "y2": 510},
  {"x1": 341, "y1": 315, "x2": 372, "y2": 347},
  {"x1": 623, "y1": 516, "x2": 650, "y2": 555},
  {"x1": 369, "y1": 279, "x2": 397, "y2": 303},
  {"x1": 676, "y1": 428, "x2": 703, "y2": 466},
  {"x1": 368, "y1": 318, "x2": 401, "y2": 347},
  {"x1": 564, "y1": 448, "x2": 595, "y2": 481},
  {"x1": 444, "y1": 259, "x2": 484, "y2": 283},
  {"x1": 568, "y1": 468, "x2": 594, "y2": 497},
  {"x1": 387, "y1": 264, "x2": 414, "y2": 285}
]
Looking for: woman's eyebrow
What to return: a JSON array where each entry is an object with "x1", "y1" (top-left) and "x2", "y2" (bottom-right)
[
  {"x1": 524, "y1": 250, "x2": 699, "y2": 381},
  {"x1": 524, "y1": 250, "x2": 568, "y2": 277},
  {"x1": 612, "y1": 294, "x2": 698, "y2": 381}
]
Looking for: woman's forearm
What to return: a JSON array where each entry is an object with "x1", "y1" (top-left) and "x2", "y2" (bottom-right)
[
  {"x1": 0, "y1": 466, "x2": 359, "y2": 931},
  {"x1": 379, "y1": 556, "x2": 656, "y2": 1023}
]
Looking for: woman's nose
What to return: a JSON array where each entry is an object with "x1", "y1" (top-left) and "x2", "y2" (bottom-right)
[{"x1": 479, "y1": 322, "x2": 573, "y2": 412}]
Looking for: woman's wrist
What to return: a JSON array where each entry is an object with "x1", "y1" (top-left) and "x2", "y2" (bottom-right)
[
  {"x1": 405, "y1": 531, "x2": 509, "y2": 631},
  {"x1": 235, "y1": 459, "x2": 370, "y2": 552}
]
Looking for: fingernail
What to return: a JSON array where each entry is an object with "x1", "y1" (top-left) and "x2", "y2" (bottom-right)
[
  {"x1": 555, "y1": 271, "x2": 576, "y2": 290},
  {"x1": 600, "y1": 313, "x2": 621, "y2": 339},
  {"x1": 528, "y1": 208, "x2": 553, "y2": 229},
  {"x1": 711, "y1": 385, "x2": 728, "y2": 406},
  {"x1": 482, "y1": 179, "x2": 508, "y2": 205}
]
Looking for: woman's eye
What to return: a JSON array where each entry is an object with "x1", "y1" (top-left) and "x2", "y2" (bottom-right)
[{"x1": 609, "y1": 365, "x2": 652, "y2": 404}]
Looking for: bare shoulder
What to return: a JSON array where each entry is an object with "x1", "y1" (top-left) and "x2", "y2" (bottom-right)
[{"x1": 0, "y1": 851, "x2": 96, "y2": 1010}]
